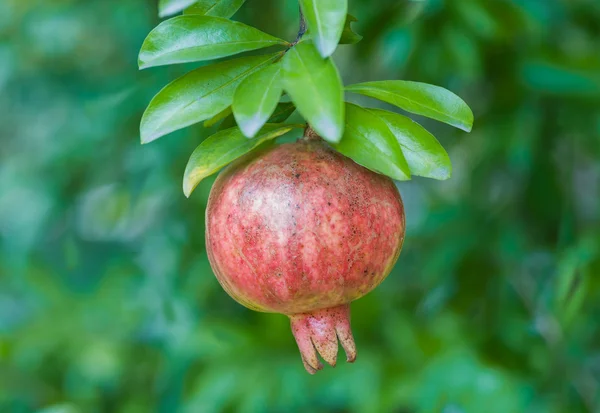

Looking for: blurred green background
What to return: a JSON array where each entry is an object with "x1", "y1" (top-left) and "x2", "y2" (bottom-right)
[{"x1": 1, "y1": 0, "x2": 600, "y2": 412}]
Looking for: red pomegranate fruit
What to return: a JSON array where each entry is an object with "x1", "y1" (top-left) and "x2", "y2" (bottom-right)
[{"x1": 206, "y1": 133, "x2": 406, "y2": 374}]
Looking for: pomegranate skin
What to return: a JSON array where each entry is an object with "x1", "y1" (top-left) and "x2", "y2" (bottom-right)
[{"x1": 205, "y1": 139, "x2": 405, "y2": 372}]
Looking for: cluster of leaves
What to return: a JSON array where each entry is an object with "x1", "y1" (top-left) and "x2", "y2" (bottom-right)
[{"x1": 141, "y1": 0, "x2": 474, "y2": 197}]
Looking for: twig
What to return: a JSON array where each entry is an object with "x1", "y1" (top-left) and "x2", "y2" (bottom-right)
[{"x1": 292, "y1": 5, "x2": 307, "y2": 46}]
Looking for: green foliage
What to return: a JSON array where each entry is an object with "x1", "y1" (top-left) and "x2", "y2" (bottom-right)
[
  {"x1": 183, "y1": 0, "x2": 246, "y2": 18},
  {"x1": 299, "y1": 0, "x2": 348, "y2": 57},
  {"x1": 281, "y1": 41, "x2": 345, "y2": 144},
  {"x1": 265, "y1": 102, "x2": 297, "y2": 123},
  {"x1": 332, "y1": 103, "x2": 410, "y2": 181},
  {"x1": 203, "y1": 106, "x2": 233, "y2": 127},
  {"x1": 232, "y1": 63, "x2": 284, "y2": 137},
  {"x1": 218, "y1": 102, "x2": 297, "y2": 133},
  {"x1": 339, "y1": 14, "x2": 363, "y2": 45},
  {"x1": 183, "y1": 123, "x2": 303, "y2": 197},
  {"x1": 3, "y1": 0, "x2": 600, "y2": 412},
  {"x1": 138, "y1": 0, "x2": 473, "y2": 196},
  {"x1": 138, "y1": 16, "x2": 287, "y2": 69},
  {"x1": 346, "y1": 80, "x2": 474, "y2": 132},
  {"x1": 368, "y1": 108, "x2": 451, "y2": 180},
  {"x1": 159, "y1": 0, "x2": 197, "y2": 17},
  {"x1": 140, "y1": 53, "x2": 280, "y2": 143}
]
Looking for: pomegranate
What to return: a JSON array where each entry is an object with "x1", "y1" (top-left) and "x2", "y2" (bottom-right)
[{"x1": 205, "y1": 132, "x2": 406, "y2": 373}]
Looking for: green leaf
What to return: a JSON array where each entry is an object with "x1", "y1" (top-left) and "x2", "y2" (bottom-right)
[
  {"x1": 368, "y1": 108, "x2": 451, "y2": 180},
  {"x1": 204, "y1": 107, "x2": 233, "y2": 128},
  {"x1": 282, "y1": 42, "x2": 344, "y2": 143},
  {"x1": 331, "y1": 103, "x2": 410, "y2": 181},
  {"x1": 184, "y1": 0, "x2": 246, "y2": 18},
  {"x1": 339, "y1": 14, "x2": 362, "y2": 45},
  {"x1": 217, "y1": 114, "x2": 237, "y2": 131},
  {"x1": 233, "y1": 63, "x2": 283, "y2": 138},
  {"x1": 556, "y1": 267, "x2": 588, "y2": 326},
  {"x1": 183, "y1": 124, "x2": 303, "y2": 197},
  {"x1": 218, "y1": 102, "x2": 296, "y2": 131},
  {"x1": 139, "y1": 16, "x2": 287, "y2": 69},
  {"x1": 299, "y1": 0, "x2": 348, "y2": 57},
  {"x1": 140, "y1": 53, "x2": 279, "y2": 144},
  {"x1": 267, "y1": 102, "x2": 296, "y2": 123},
  {"x1": 554, "y1": 246, "x2": 593, "y2": 326},
  {"x1": 159, "y1": 0, "x2": 197, "y2": 17},
  {"x1": 346, "y1": 81, "x2": 474, "y2": 132}
]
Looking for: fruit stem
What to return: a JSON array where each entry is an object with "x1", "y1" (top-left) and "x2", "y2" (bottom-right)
[
  {"x1": 301, "y1": 126, "x2": 321, "y2": 142},
  {"x1": 289, "y1": 304, "x2": 357, "y2": 374}
]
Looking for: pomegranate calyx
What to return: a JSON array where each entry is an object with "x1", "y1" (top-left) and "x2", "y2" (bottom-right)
[{"x1": 289, "y1": 304, "x2": 356, "y2": 374}]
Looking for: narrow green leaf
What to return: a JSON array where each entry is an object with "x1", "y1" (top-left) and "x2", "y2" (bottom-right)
[
  {"x1": 159, "y1": 0, "x2": 197, "y2": 17},
  {"x1": 140, "y1": 53, "x2": 279, "y2": 144},
  {"x1": 331, "y1": 103, "x2": 410, "y2": 181},
  {"x1": 204, "y1": 107, "x2": 233, "y2": 128},
  {"x1": 184, "y1": 0, "x2": 246, "y2": 18},
  {"x1": 369, "y1": 108, "x2": 451, "y2": 180},
  {"x1": 267, "y1": 102, "x2": 296, "y2": 123},
  {"x1": 299, "y1": 0, "x2": 348, "y2": 57},
  {"x1": 554, "y1": 246, "x2": 592, "y2": 326},
  {"x1": 282, "y1": 42, "x2": 344, "y2": 143},
  {"x1": 339, "y1": 14, "x2": 362, "y2": 45},
  {"x1": 233, "y1": 63, "x2": 283, "y2": 138},
  {"x1": 346, "y1": 81, "x2": 474, "y2": 132},
  {"x1": 183, "y1": 124, "x2": 303, "y2": 197},
  {"x1": 556, "y1": 267, "x2": 587, "y2": 326},
  {"x1": 139, "y1": 16, "x2": 287, "y2": 69}
]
